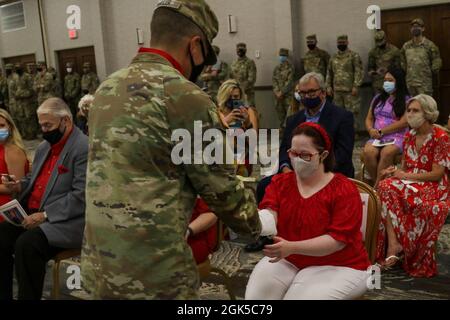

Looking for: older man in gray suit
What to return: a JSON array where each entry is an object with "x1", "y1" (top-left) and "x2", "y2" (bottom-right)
[{"x1": 0, "y1": 98, "x2": 88, "y2": 300}]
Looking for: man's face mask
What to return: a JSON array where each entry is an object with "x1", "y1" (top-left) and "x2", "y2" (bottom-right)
[
  {"x1": 189, "y1": 40, "x2": 207, "y2": 83},
  {"x1": 411, "y1": 27, "x2": 422, "y2": 37},
  {"x1": 42, "y1": 119, "x2": 67, "y2": 145},
  {"x1": 337, "y1": 44, "x2": 348, "y2": 52},
  {"x1": 377, "y1": 41, "x2": 387, "y2": 49},
  {"x1": 16, "y1": 68, "x2": 23, "y2": 76},
  {"x1": 67, "y1": 68, "x2": 73, "y2": 73},
  {"x1": 237, "y1": 49, "x2": 246, "y2": 57},
  {"x1": 307, "y1": 43, "x2": 316, "y2": 50}
]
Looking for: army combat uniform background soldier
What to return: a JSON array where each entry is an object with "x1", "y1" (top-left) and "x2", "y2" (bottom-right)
[
  {"x1": 0, "y1": 68, "x2": 8, "y2": 111},
  {"x1": 81, "y1": 0, "x2": 261, "y2": 300},
  {"x1": 230, "y1": 43, "x2": 257, "y2": 107},
  {"x1": 14, "y1": 63, "x2": 37, "y2": 140},
  {"x1": 401, "y1": 18, "x2": 442, "y2": 96},
  {"x1": 5, "y1": 64, "x2": 18, "y2": 116},
  {"x1": 273, "y1": 48, "x2": 294, "y2": 130},
  {"x1": 81, "y1": 62, "x2": 100, "y2": 95},
  {"x1": 34, "y1": 62, "x2": 56, "y2": 107},
  {"x1": 326, "y1": 35, "x2": 363, "y2": 124},
  {"x1": 301, "y1": 34, "x2": 330, "y2": 79},
  {"x1": 368, "y1": 30, "x2": 401, "y2": 94},
  {"x1": 200, "y1": 45, "x2": 229, "y2": 102},
  {"x1": 64, "y1": 62, "x2": 81, "y2": 118}
]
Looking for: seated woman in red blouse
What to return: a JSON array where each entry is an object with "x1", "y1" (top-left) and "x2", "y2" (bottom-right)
[
  {"x1": 245, "y1": 122, "x2": 370, "y2": 300},
  {"x1": 376, "y1": 94, "x2": 449, "y2": 277},
  {"x1": 186, "y1": 197, "x2": 218, "y2": 264}
]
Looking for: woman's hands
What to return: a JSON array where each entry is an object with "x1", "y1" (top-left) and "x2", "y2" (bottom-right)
[
  {"x1": 223, "y1": 107, "x2": 249, "y2": 127},
  {"x1": 263, "y1": 236, "x2": 294, "y2": 263}
]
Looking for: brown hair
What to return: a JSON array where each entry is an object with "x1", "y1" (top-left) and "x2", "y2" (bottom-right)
[{"x1": 291, "y1": 125, "x2": 335, "y2": 172}]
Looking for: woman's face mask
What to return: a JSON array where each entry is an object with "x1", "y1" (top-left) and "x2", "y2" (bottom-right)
[
  {"x1": 407, "y1": 112, "x2": 426, "y2": 129},
  {"x1": 0, "y1": 128, "x2": 10, "y2": 142},
  {"x1": 292, "y1": 157, "x2": 320, "y2": 179}
]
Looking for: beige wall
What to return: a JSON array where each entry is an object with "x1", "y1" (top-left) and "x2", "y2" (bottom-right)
[{"x1": 0, "y1": 0, "x2": 43, "y2": 61}]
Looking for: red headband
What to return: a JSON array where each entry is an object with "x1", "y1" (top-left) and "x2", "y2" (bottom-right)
[{"x1": 298, "y1": 122, "x2": 332, "y2": 152}]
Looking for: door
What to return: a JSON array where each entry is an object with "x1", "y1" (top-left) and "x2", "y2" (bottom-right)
[
  {"x1": 57, "y1": 46, "x2": 97, "y2": 80},
  {"x1": 3, "y1": 53, "x2": 36, "y2": 68},
  {"x1": 382, "y1": 3, "x2": 450, "y2": 124}
]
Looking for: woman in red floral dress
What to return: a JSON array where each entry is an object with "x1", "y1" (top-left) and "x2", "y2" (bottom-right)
[{"x1": 376, "y1": 94, "x2": 450, "y2": 277}]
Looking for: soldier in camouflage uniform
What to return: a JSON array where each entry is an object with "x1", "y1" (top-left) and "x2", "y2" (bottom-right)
[
  {"x1": 26, "y1": 62, "x2": 37, "y2": 81},
  {"x1": 273, "y1": 48, "x2": 294, "y2": 129},
  {"x1": 81, "y1": 62, "x2": 100, "y2": 95},
  {"x1": 401, "y1": 18, "x2": 442, "y2": 96},
  {"x1": 48, "y1": 67, "x2": 62, "y2": 98},
  {"x1": 64, "y1": 62, "x2": 81, "y2": 117},
  {"x1": 230, "y1": 43, "x2": 257, "y2": 107},
  {"x1": 326, "y1": 35, "x2": 363, "y2": 120},
  {"x1": 5, "y1": 64, "x2": 18, "y2": 116},
  {"x1": 34, "y1": 62, "x2": 56, "y2": 106},
  {"x1": 200, "y1": 45, "x2": 229, "y2": 102},
  {"x1": 368, "y1": 30, "x2": 401, "y2": 94},
  {"x1": 14, "y1": 63, "x2": 37, "y2": 140},
  {"x1": 81, "y1": 0, "x2": 261, "y2": 300},
  {"x1": 301, "y1": 34, "x2": 330, "y2": 79},
  {"x1": 0, "y1": 68, "x2": 8, "y2": 111}
]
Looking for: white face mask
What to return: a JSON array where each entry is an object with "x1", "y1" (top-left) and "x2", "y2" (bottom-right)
[
  {"x1": 66, "y1": 68, "x2": 73, "y2": 73},
  {"x1": 292, "y1": 157, "x2": 319, "y2": 179},
  {"x1": 407, "y1": 112, "x2": 426, "y2": 129},
  {"x1": 294, "y1": 92, "x2": 302, "y2": 103}
]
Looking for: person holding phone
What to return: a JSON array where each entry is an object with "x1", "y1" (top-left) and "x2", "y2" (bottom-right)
[
  {"x1": 0, "y1": 109, "x2": 29, "y2": 223},
  {"x1": 363, "y1": 67, "x2": 410, "y2": 187}
]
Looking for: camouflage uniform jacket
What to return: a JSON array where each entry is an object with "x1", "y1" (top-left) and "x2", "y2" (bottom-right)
[
  {"x1": 401, "y1": 37, "x2": 442, "y2": 92},
  {"x1": 64, "y1": 73, "x2": 81, "y2": 100},
  {"x1": 200, "y1": 61, "x2": 229, "y2": 94},
  {"x1": 301, "y1": 48, "x2": 330, "y2": 78},
  {"x1": 81, "y1": 72, "x2": 100, "y2": 95},
  {"x1": 326, "y1": 49, "x2": 364, "y2": 92},
  {"x1": 230, "y1": 56, "x2": 257, "y2": 92},
  {"x1": 0, "y1": 76, "x2": 8, "y2": 107},
  {"x1": 368, "y1": 43, "x2": 401, "y2": 90},
  {"x1": 34, "y1": 72, "x2": 56, "y2": 102},
  {"x1": 273, "y1": 61, "x2": 294, "y2": 96},
  {"x1": 81, "y1": 52, "x2": 261, "y2": 300}
]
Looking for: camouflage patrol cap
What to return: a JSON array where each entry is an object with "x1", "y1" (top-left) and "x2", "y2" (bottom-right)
[
  {"x1": 374, "y1": 30, "x2": 386, "y2": 42},
  {"x1": 26, "y1": 62, "x2": 36, "y2": 67},
  {"x1": 237, "y1": 43, "x2": 247, "y2": 49},
  {"x1": 279, "y1": 48, "x2": 289, "y2": 56},
  {"x1": 37, "y1": 61, "x2": 46, "y2": 66},
  {"x1": 306, "y1": 34, "x2": 317, "y2": 42},
  {"x1": 411, "y1": 18, "x2": 425, "y2": 27},
  {"x1": 155, "y1": 0, "x2": 218, "y2": 65},
  {"x1": 83, "y1": 62, "x2": 91, "y2": 68},
  {"x1": 5, "y1": 63, "x2": 13, "y2": 70},
  {"x1": 14, "y1": 63, "x2": 22, "y2": 68},
  {"x1": 337, "y1": 35, "x2": 348, "y2": 41},
  {"x1": 66, "y1": 62, "x2": 74, "y2": 68}
]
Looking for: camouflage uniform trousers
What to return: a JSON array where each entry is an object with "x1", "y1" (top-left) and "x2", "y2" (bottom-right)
[
  {"x1": 17, "y1": 101, "x2": 38, "y2": 140},
  {"x1": 245, "y1": 88, "x2": 256, "y2": 107},
  {"x1": 66, "y1": 97, "x2": 80, "y2": 118},
  {"x1": 407, "y1": 85, "x2": 433, "y2": 97},
  {"x1": 275, "y1": 96, "x2": 291, "y2": 129},
  {"x1": 334, "y1": 91, "x2": 360, "y2": 131}
]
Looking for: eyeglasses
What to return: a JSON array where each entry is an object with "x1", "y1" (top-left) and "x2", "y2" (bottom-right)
[
  {"x1": 298, "y1": 88, "x2": 322, "y2": 98},
  {"x1": 288, "y1": 149, "x2": 320, "y2": 162}
]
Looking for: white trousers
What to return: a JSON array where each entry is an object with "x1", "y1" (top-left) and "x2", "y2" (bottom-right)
[{"x1": 245, "y1": 257, "x2": 369, "y2": 300}]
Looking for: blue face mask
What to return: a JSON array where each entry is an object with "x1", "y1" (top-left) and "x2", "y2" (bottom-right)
[
  {"x1": 0, "y1": 129, "x2": 10, "y2": 141},
  {"x1": 279, "y1": 56, "x2": 288, "y2": 63},
  {"x1": 383, "y1": 81, "x2": 396, "y2": 94}
]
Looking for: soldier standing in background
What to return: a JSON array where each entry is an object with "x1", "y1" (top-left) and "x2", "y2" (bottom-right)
[
  {"x1": 368, "y1": 30, "x2": 401, "y2": 94},
  {"x1": 200, "y1": 45, "x2": 229, "y2": 102},
  {"x1": 326, "y1": 35, "x2": 363, "y2": 126},
  {"x1": 81, "y1": 0, "x2": 260, "y2": 300},
  {"x1": 26, "y1": 62, "x2": 37, "y2": 81},
  {"x1": 230, "y1": 43, "x2": 257, "y2": 107},
  {"x1": 0, "y1": 69, "x2": 8, "y2": 111},
  {"x1": 301, "y1": 34, "x2": 330, "y2": 79},
  {"x1": 401, "y1": 18, "x2": 442, "y2": 96},
  {"x1": 48, "y1": 67, "x2": 62, "y2": 98},
  {"x1": 14, "y1": 63, "x2": 37, "y2": 140},
  {"x1": 34, "y1": 62, "x2": 56, "y2": 107},
  {"x1": 64, "y1": 62, "x2": 81, "y2": 118},
  {"x1": 5, "y1": 64, "x2": 18, "y2": 117},
  {"x1": 81, "y1": 62, "x2": 100, "y2": 95},
  {"x1": 273, "y1": 48, "x2": 294, "y2": 130}
]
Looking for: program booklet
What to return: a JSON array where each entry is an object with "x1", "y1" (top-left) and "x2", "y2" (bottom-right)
[
  {"x1": 372, "y1": 139, "x2": 396, "y2": 147},
  {"x1": 0, "y1": 199, "x2": 28, "y2": 227}
]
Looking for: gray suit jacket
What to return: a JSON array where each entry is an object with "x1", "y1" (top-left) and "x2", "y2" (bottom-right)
[{"x1": 19, "y1": 127, "x2": 88, "y2": 248}]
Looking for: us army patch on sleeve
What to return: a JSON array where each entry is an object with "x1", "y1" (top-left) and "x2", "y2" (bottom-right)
[{"x1": 157, "y1": 0, "x2": 181, "y2": 9}]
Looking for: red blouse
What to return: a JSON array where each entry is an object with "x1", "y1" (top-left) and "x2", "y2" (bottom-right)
[
  {"x1": 0, "y1": 144, "x2": 29, "y2": 206},
  {"x1": 260, "y1": 172, "x2": 370, "y2": 271}
]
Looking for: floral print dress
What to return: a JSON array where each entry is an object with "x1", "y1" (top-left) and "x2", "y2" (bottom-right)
[{"x1": 376, "y1": 127, "x2": 450, "y2": 277}]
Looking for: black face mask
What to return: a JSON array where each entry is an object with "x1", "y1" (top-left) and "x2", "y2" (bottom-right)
[
  {"x1": 337, "y1": 45, "x2": 347, "y2": 52},
  {"x1": 307, "y1": 44, "x2": 316, "y2": 51},
  {"x1": 43, "y1": 121, "x2": 66, "y2": 145},
  {"x1": 16, "y1": 69, "x2": 23, "y2": 76},
  {"x1": 189, "y1": 41, "x2": 207, "y2": 83},
  {"x1": 237, "y1": 49, "x2": 246, "y2": 57},
  {"x1": 412, "y1": 28, "x2": 422, "y2": 37},
  {"x1": 37, "y1": 68, "x2": 43, "y2": 72},
  {"x1": 5, "y1": 70, "x2": 12, "y2": 77}
]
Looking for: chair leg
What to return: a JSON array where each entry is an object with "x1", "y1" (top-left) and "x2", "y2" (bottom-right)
[
  {"x1": 211, "y1": 267, "x2": 236, "y2": 300},
  {"x1": 52, "y1": 260, "x2": 60, "y2": 300}
]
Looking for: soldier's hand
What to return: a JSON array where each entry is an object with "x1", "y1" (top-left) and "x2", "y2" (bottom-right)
[{"x1": 351, "y1": 87, "x2": 359, "y2": 96}]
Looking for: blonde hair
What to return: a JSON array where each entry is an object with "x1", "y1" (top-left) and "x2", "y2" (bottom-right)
[
  {"x1": 0, "y1": 109, "x2": 28, "y2": 158},
  {"x1": 408, "y1": 94, "x2": 439, "y2": 123},
  {"x1": 217, "y1": 79, "x2": 246, "y2": 113}
]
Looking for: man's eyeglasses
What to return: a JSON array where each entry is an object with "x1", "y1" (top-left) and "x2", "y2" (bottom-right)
[
  {"x1": 288, "y1": 149, "x2": 320, "y2": 162},
  {"x1": 298, "y1": 88, "x2": 322, "y2": 98}
]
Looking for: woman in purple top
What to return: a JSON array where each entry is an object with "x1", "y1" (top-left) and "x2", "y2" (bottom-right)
[{"x1": 363, "y1": 67, "x2": 409, "y2": 187}]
